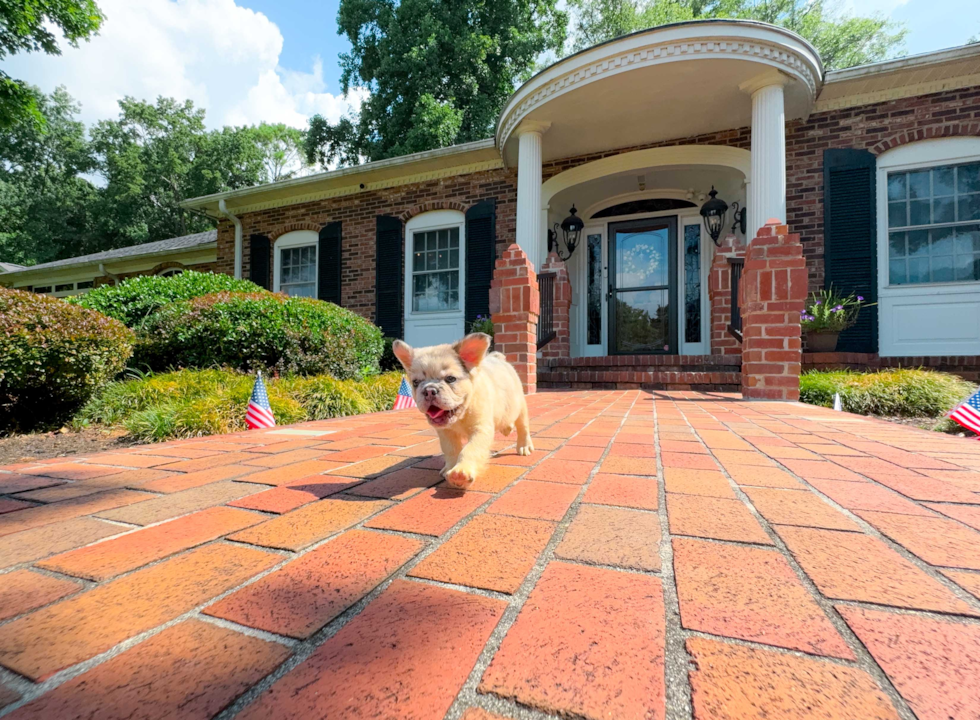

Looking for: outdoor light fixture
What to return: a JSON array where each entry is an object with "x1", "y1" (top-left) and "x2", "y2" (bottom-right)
[
  {"x1": 731, "y1": 202, "x2": 747, "y2": 235},
  {"x1": 699, "y1": 186, "x2": 729, "y2": 246},
  {"x1": 548, "y1": 205, "x2": 585, "y2": 261}
]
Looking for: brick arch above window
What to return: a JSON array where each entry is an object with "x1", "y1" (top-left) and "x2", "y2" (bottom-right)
[
  {"x1": 267, "y1": 222, "x2": 325, "y2": 241},
  {"x1": 151, "y1": 261, "x2": 188, "y2": 275},
  {"x1": 871, "y1": 122, "x2": 980, "y2": 155},
  {"x1": 398, "y1": 201, "x2": 469, "y2": 223}
]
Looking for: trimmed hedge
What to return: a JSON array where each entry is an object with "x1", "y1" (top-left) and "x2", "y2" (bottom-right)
[
  {"x1": 799, "y1": 368, "x2": 976, "y2": 418},
  {"x1": 1, "y1": 288, "x2": 134, "y2": 432},
  {"x1": 136, "y1": 292, "x2": 384, "y2": 379},
  {"x1": 79, "y1": 368, "x2": 404, "y2": 441},
  {"x1": 70, "y1": 271, "x2": 262, "y2": 327}
]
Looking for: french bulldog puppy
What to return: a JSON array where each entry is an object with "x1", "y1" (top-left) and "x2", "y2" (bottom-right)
[{"x1": 392, "y1": 333, "x2": 533, "y2": 488}]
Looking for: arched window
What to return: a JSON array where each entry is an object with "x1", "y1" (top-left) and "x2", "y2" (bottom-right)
[
  {"x1": 274, "y1": 230, "x2": 319, "y2": 298},
  {"x1": 157, "y1": 267, "x2": 183, "y2": 278},
  {"x1": 591, "y1": 198, "x2": 697, "y2": 218}
]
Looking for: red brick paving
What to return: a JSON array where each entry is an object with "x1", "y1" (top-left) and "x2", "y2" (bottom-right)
[{"x1": 2, "y1": 391, "x2": 980, "y2": 717}]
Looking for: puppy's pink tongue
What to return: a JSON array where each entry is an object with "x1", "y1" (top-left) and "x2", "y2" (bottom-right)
[{"x1": 427, "y1": 407, "x2": 447, "y2": 419}]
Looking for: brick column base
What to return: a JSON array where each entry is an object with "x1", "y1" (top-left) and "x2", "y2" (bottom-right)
[
  {"x1": 741, "y1": 222, "x2": 807, "y2": 401},
  {"x1": 708, "y1": 234, "x2": 745, "y2": 356},
  {"x1": 489, "y1": 244, "x2": 539, "y2": 394},
  {"x1": 538, "y1": 252, "x2": 571, "y2": 359}
]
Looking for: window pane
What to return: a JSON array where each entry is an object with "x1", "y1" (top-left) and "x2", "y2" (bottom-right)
[
  {"x1": 958, "y1": 164, "x2": 980, "y2": 194},
  {"x1": 932, "y1": 254, "x2": 954, "y2": 282},
  {"x1": 909, "y1": 199, "x2": 931, "y2": 226},
  {"x1": 426, "y1": 233, "x2": 436, "y2": 251},
  {"x1": 888, "y1": 232, "x2": 906, "y2": 258},
  {"x1": 438, "y1": 230, "x2": 448, "y2": 249},
  {"x1": 908, "y1": 257, "x2": 929, "y2": 284},
  {"x1": 887, "y1": 174, "x2": 906, "y2": 201},
  {"x1": 280, "y1": 245, "x2": 317, "y2": 297},
  {"x1": 959, "y1": 194, "x2": 980, "y2": 222},
  {"x1": 908, "y1": 230, "x2": 929, "y2": 257},
  {"x1": 957, "y1": 227, "x2": 980, "y2": 254},
  {"x1": 449, "y1": 228, "x2": 459, "y2": 248},
  {"x1": 934, "y1": 167, "x2": 955, "y2": 196},
  {"x1": 889, "y1": 259, "x2": 907, "y2": 285},
  {"x1": 684, "y1": 224, "x2": 701, "y2": 344},
  {"x1": 931, "y1": 227, "x2": 955, "y2": 256},
  {"x1": 587, "y1": 233, "x2": 602, "y2": 345},
  {"x1": 933, "y1": 196, "x2": 955, "y2": 224},
  {"x1": 888, "y1": 201, "x2": 907, "y2": 228},
  {"x1": 909, "y1": 170, "x2": 930, "y2": 199},
  {"x1": 449, "y1": 248, "x2": 459, "y2": 268}
]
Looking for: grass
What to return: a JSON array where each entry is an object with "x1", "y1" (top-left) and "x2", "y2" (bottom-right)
[
  {"x1": 799, "y1": 368, "x2": 976, "y2": 423},
  {"x1": 78, "y1": 369, "x2": 404, "y2": 442}
]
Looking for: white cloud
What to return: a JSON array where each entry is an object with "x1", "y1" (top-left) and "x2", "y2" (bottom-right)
[{"x1": 5, "y1": 0, "x2": 362, "y2": 130}]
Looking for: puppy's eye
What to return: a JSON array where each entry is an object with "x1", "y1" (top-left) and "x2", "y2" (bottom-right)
[
  {"x1": 445, "y1": 376, "x2": 457, "y2": 384},
  {"x1": 412, "y1": 379, "x2": 420, "y2": 388}
]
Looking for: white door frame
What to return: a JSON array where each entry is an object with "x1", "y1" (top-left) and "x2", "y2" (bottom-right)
[{"x1": 403, "y1": 209, "x2": 467, "y2": 347}]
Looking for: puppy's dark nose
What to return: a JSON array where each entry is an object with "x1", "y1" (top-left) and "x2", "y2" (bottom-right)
[{"x1": 423, "y1": 386, "x2": 439, "y2": 399}]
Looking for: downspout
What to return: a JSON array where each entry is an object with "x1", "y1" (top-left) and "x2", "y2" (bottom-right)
[
  {"x1": 98, "y1": 263, "x2": 120, "y2": 286},
  {"x1": 218, "y1": 199, "x2": 243, "y2": 279}
]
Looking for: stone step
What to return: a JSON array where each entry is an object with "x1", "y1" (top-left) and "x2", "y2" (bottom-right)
[{"x1": 537, "y1": 356, "x2": 742, "y2": 391}]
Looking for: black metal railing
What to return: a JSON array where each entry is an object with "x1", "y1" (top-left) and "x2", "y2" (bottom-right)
[
  {"x1": 728, "y1": 257, "x2": 744, "y2": 343},
  {"x1": 537, "y1": 271, "x2": 556, "y2": 348}
]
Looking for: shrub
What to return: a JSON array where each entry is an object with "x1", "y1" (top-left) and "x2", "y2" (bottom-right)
[
  {"x1": 70, "y1": 271, "x2": 262, "y2": 327},
  {"x1": 0, "y1": 288, "x2": 134, "y2": 432},
  {"x1": 79, "y1": 368, "x2": 404, "y2": 442},
  {"x1": 136, "y1": 292, "x2": 384, "y2": 379},
  {"x1": 799, "y1": 368, "x2": 976, "y2": 418}
]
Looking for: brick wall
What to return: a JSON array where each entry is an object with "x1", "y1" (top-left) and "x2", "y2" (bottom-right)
[
  {"x1": 803, "y1": 353, "x2": 980, "y2": 383},
  {"x1": 787, "y1": 88, "x2": 980, "y2": 292},
  {"x1": 218, "y1": 169, "x2": 517, "y2": 323}
]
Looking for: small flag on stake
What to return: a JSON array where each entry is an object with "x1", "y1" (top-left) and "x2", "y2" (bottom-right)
[
  {"x1": 246, "y1": 371, "x2": 276, "y2": 430},
  {"x1": 948, "y1": 387, "x2": 980, "y2": 438},
  {"x1": 393, "y1": 376, "x2": 417, "y2": 410},
  {"x1": 833, "y1": 393, "x2": 843, "y2": 412}
]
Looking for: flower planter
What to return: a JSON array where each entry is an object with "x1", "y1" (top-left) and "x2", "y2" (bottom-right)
[{"x1": 806, "y1": 331, "x2": 840, "y2": 353}]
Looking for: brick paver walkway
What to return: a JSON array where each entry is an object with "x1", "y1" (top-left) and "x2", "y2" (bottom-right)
[{"x1": 1, "y1": 391, "x2": 980, "y2": 720}]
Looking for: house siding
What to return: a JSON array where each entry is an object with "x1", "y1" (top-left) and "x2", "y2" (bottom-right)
[{"x1": 217, "y1": 169, "x2": 517, "y2": 323}]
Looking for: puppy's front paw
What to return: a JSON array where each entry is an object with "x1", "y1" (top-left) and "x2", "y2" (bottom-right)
[
  {"x1": 445, "y1": 463, "x2": 479, "y2": 488},
  {"x1": 440, "y1": 464, "x2": 453, "y2": 478},
  {"x1": 517, "y1": 440, "x2": 535, "y2": 456}
]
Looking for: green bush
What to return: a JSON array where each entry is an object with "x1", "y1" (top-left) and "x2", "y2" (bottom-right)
[
  {"x1": 70, "y1": 271, "x2": 262, "y2": 327},
  {"x1": 136, "y1": 292, "x2": 384, "y2": 379},
  {"x1": 80, "y1": 368, "x2": 404, "y2": 441},
  {"x1": 799, "y1": 368, "x2": 976, "y2": 418},
  {"x1": 1, "y1": 287, "x2": 134, "y2": 432}
]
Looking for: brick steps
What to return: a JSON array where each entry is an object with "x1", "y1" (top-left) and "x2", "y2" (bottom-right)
[{"x1": 537, "y1": 354, "x2": 742, "y2": 391}]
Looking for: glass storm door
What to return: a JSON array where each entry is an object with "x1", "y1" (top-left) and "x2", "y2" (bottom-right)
[{"x1": 608, "y1": 217, "x2": 678, "y2": 354}]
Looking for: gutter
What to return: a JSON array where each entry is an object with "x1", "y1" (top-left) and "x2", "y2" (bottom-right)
[{"x1": 219, "y1": 199, "x2": 243, "y2": 280}]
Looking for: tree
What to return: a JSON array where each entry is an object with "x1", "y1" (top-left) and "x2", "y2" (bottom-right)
[
  {"x1": 0, "y1": 86, "x2": 98, "y2": 265},
  {"x1": 252, "y1": 123, "x2": 309, "y2": 183},
  {"x1": 567, "y1": 0, "x2": 907, "y2": 70},
  {"x1": 0, "y1": 0, "x2": 104, "y2": 128},
  {"x1": 305, "y1": 0, "x2": 568, "y2": 167}
]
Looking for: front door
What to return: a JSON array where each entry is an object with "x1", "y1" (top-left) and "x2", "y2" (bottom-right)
[{"x1": 608, "y1": 217, "x2": 678, "y2": 354}]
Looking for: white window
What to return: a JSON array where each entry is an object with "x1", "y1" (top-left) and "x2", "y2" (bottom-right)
[
  {"x1": 886, "y1": 162, "x2": 980, "y2": 285},
  {"x1": 403, "y1": 210, "x2": 466, "y2": 346},
  {"x1": 157, "y1": 267, "x2": 183, "y2": 278},
  {"x1": 411, "y1": 227, "x2": 460, "y2": 312},
  {"x1": 877, "y1": 137, "x2": 980, "y2": 357},
  {"x1": 274, "y1": 230, "x2": 318, "y2": 298}
]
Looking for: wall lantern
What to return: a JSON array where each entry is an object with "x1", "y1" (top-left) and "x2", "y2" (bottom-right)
[
  {"x1": 699, "y1": 187, "x2": 729, "y2": 246},
  {"x1": 548, "y1": 205, "x2": 584, "y2": 261}
]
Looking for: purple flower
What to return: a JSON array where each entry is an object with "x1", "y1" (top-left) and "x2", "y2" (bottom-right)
[
  {"x1": 833, "y1": 305, "x2": 844, "y2": 311},
  {"x1": 856, "y1": 296, "x2": 864, "y2": 302},
  {"x1": 814, "y1": 300, "x2": 822, "y2": 305}
]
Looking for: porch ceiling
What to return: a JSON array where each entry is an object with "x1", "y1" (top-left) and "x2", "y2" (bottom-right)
[{"x1": 498, "y1": 20, "x2": 822, "y2": 166}]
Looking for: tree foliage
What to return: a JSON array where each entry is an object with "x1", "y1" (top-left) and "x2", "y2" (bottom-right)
[
  {"x1": 304, "y1": 0, "x2": 568, "y2": 167},
  {"x1": 0, "y1": 0, "x2": 104, "y2": 128},
  {"x1": 567, "y1": 0, "x2": 907, "y2": 70}
]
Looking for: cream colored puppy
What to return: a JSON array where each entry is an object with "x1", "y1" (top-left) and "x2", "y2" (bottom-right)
[{"x1": 392, "y1": 333, "x2": 533, "y2": 488}]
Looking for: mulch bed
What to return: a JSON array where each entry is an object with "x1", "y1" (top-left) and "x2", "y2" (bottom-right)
[{"x1": 0, "y1": 427, "x2": 140, "y2": 465}]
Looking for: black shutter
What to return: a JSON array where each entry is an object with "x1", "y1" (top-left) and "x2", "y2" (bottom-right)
[
  {"x1": 823, "y1": 148, "x2": 878, "y2": 352},
  {"x1": 375, "y1": 215, "x2": 403, "y2": 338},
  {"x1": 249, "y1": 234, "x2": 271, "y2": 290},
  {"x1": 318, "y1": 221, "x2": 342, "y2": 305},
  {"x1": 465, "y1": 200, "x2": 496, "y2": 331}
]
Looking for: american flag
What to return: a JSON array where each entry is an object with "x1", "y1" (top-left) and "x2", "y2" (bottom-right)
[
  {"x1": 393, "y1": 376, "x2": 417, "y2": 410},
  {"x1": 949, "y1": 388, "x2": 980, "y2": 437},
  {"x1": 246, "y1": 372, "x2": 276, "y2": 430}
]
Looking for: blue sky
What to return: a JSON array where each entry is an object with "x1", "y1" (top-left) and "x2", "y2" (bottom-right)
[{"x1": 7, "y1": 0, "x2": 979, "y2": 132}]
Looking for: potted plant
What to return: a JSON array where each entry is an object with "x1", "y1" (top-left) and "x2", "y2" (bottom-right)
[
  {"x1": 800, "y1": 289, "x2": 872, "y2": 353},
  {"x1": 470, "y1": 315, "x2": 495, "y2": 350}
]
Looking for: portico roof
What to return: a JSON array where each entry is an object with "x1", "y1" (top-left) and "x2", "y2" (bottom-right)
[{"x1": 496, "y1": 19, "x2": 823, "y2": 166}]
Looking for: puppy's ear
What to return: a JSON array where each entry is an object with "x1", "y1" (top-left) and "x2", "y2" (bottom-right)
[
  {"x1": 454, "y1": 333, "x2": 491, "y2": 370},
  {"x1": 391, "y1": 340, "x2": 414, "y2": 371}
]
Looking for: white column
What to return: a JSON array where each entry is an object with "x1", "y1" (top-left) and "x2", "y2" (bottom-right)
[
  {"x1": 741, "y1": 73, "x2": 787, "y2": 238},
  {"x1": 515, "y1": 122, "x2": 549, "y2": 269}
]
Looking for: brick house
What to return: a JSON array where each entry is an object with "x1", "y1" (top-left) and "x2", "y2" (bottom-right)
[{"x1": 170, "y1": 20, "x2": 980, "y2": 392}]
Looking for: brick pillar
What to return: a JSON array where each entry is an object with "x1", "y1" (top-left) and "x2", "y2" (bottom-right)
[
  {"x1": 708, "y1": 234, "x2": 745, "y2": 356},
  {"x1": 489, "y1": 244, "x2": 539, "y2": 394},
  {"x1": 740, "y1": 221, "x2": 807, "y2": 401},
  {"x1": 538, "y1": 252, "x2": 571, "y2": 359}
]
